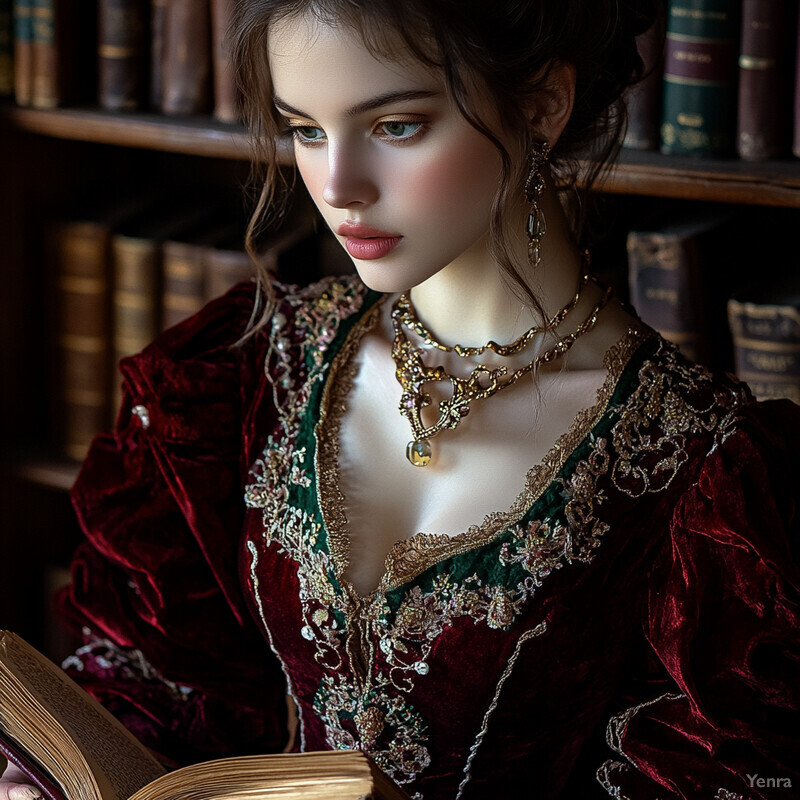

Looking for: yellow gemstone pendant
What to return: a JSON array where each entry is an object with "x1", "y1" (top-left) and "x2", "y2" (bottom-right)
[{"x1": 406, "y1": 439, "x2": 432, "y2": 467}]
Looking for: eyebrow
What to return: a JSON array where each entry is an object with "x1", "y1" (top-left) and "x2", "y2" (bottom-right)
[{"x1": 273, "y1": 89, "x2": 440, "y2": 119}]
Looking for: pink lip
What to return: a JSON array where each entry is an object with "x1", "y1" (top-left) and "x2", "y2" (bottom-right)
[
  {"x1": 337, "y1": 222, "x2": 402, "y2": 260},
  {"x1": 336, "y1": 222, "x2": 397, "y2": 238}
]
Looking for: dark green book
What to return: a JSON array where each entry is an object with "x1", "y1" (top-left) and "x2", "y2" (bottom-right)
[{"x1": 660, "y1": 0, "x2": 740, "y2": 157}]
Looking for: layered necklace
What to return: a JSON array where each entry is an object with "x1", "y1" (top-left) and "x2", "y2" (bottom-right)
[{"x1": 390, "y1": 271, "x2": 612, "y2": 467}]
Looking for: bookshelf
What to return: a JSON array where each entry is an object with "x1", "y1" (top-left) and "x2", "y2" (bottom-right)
[
  {"x1": 7, "y1": 106, "x2": 800, "y2": 205},
  {"x1": 602, "y1": 149, "x2": 800, "y2": 208},
  {"x1": 5, "y1": 106, "x2": 294, "y2": 161}
]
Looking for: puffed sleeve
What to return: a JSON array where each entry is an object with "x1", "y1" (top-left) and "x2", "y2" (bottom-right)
[
  {"x1": 597, "y1": 399, "x2": 800, "y2": 800},
  {"x1": 56, "y1": 282, "x2": 289, "y2": 766}
]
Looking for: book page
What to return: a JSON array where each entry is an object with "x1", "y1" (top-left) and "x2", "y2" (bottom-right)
[
  {"x1": 0, "y1": 632, "x2": 166, "y2": 800},
  {"x1": 129, "y1": 752, "x2": 410, "y2": 800}
]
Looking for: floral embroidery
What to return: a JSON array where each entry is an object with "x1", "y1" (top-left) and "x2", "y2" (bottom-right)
[{"x1": 610, "y1": 342, "x2": 749, "y2": 497}]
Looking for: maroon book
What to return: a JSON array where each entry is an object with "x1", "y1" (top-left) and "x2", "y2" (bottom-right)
[
  {"x1": 737, "y1": 0, "x2": 793, "y2": 160},
  {"x1": 149, "y1": 0, "x2": 165, "y2": 109},
  {"x1": 160, "y1": 0, "x2": 212, "y2": 115},
  {"x1": 210, "y1": 0, "x2": 239, "y2": 122},
  {"x1": 98, "y1": 0, "x2": 148, "y2": 111}
]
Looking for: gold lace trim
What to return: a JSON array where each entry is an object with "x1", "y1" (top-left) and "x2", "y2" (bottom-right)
[
  {"x1": 315, "y1": 308, "x2": 652, "y2": 600},
  {"x1": 314, "y1": 301, "x2": 386, "y2": 595}
]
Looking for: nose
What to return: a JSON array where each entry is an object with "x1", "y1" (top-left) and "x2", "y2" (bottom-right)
[{"x1": 321, "y1": 142, "x2": 379, "y2": 208}]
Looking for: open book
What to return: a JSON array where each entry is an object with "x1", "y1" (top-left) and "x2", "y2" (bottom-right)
[{"x1": 0, "y1": 631, "x2": 409, "y2": 800}]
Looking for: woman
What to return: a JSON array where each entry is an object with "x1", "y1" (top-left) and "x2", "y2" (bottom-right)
[{"x1": 3, "y1": 1, "x2": 799, "y2": 799}]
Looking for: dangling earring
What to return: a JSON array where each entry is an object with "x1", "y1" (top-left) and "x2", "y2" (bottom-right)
[{"x1": 524, "y1": 141, "x2": 550, "y2": 267}]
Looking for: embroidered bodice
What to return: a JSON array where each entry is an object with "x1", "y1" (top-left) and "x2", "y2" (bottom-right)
[{"x1": 61, "y1": 277, "x2": 800, "y2": 800}]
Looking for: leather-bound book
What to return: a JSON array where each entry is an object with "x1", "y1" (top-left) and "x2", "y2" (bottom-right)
[
  {"x1": 98, "y1": 0, "x2": 148, "y2": 111},
  {"x1": 210, "y1": 0, "x2": 238, "y2": 122},
  {"x1": 160, "y1": 0, "x2": 212, "y2": 115},
  {"x1": 53, "y1": 219, "x2": 112, "y2": 461},
  {"x1": 0, "y1": 0, "x2": 12, "y2": 97},
  {"x1": 111, "y1": 221, "x2": 162, "y2": 377},
  {"x1": 161, "y1": 218, "x2": 241, "y2": 329},
  {"x1": 30, "y1": 0, "x2": 56, "y2": 107},
  {"x1": 660, "y1": 0, "x2": 739, "y2": 158},
  {"x1": 627, "y1": 212, "x2": 738, "y2": 367},
  {"x1": 0, "y1": 633, "x2": 410, "y2": 800},
  {"x1": 52, "y1": 199, "x2": 149, "y2": 460},
  {"x1": 12, "y1": 0, "x2": 33, "y2": 105},
  {"x1": 54, "y1": 220, "x2": 111, "y2": 460},
  {"x1": 737, "y1": 0, "x2": 793, "y2": 160},
  {"x1": 623, "y1": 17, "x2": 665, "y2": 150},
  {"x1": 29, "y1": 0, "x2": 94, "y2": 108},
  {"x1": 149, "y1": 0, "x2": 165, "y2": 109},
  {"x1": 728, "y1": 281, "x2": 800, "y2": 404},
  {"x1": 110, "y1": 203, "x2": 221, "y2": 411}
]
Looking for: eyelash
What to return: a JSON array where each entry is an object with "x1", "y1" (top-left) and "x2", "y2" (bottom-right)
[{"x1": 284, "y1": 118, "x2": 429, "y2": 148}]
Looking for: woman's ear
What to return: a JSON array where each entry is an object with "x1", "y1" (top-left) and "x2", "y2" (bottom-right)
[{"x1": 526, "y1": 60, "x2": 576, "y2": 147}]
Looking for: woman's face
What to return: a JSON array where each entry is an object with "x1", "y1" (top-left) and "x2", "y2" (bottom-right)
[{"x1": 268, "y1": 14, "x2": 508, "y2": 293}]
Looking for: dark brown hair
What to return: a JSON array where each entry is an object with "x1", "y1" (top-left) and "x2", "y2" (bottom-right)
[{"x1": 231, "y1": 0, "x2": 664, "y2": 334}]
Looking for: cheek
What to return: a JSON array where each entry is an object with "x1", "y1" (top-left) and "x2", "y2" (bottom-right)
[{"x1": 396, "y1": 137, "x2": 501, "y2": 230}]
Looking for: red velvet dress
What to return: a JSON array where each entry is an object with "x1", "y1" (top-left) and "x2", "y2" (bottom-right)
[{"x1": 59, "y1": 276, "x2": 800, "y2": 800}]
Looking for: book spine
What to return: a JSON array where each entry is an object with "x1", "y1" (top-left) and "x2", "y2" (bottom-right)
[
  {"x1": 737, "y1": 0, "x2": 791, "y2": 160},
  {"x1": 110, "y1": 234, "x2": 161, "y2": 413},
  {"x1": 161, "y1": 0, "x2": 212, "y2": 115},
  {"x1": 623, "y1": 19, "x2": 664, "y2": 150},
  {"x1": 210, "y1": 0, "x2": 238, "y2": 122},
  {"x1": 627, "y1": 230, "x2": 704, "y2": 362},
  {"x1": 728, "y1": 298, "x2": 800, "y2": 404},
  {"x1": 12, "y1": 0, "x2": 32, "y2": 105},
  {"x1": 98, "y1": 0, "x2": 148, "y2": 111},
  {"x1": 162, "y1": 240, "x2": 206, "y2": 328},
  {"x1": 149, "y1": 0, "x2": 166, "y2": 109},
  {"x1": 660, "y1": 0, "x2": 739, "y2": 157},
  {"x1": 0, "y1": 0, "x2": 12, "y2": 96},
  {"x1": 30, "y1": 0, "x2": 55, "y2": 108},
  {"x1": 55, "y1": 220, "x2": 112, "y2": 461}
]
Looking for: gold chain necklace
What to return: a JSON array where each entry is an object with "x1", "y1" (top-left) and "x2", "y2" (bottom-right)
[
  {"x1": 393, "y1": 272, "x2": 590, "y2": 358},
  {"x1": 391, "y1": 281, "x2": 612, "y2": 467}
]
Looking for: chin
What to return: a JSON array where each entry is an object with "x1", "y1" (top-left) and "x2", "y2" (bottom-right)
[{"x1": 351, "y1": 262, "x2": 418, "y2": 294}]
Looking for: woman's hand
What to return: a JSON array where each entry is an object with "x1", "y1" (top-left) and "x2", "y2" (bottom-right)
[{"x1": 0, "y1": 764, "x2": 42, "y2": 800}]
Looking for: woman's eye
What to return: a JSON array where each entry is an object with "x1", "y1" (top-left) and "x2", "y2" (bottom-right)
[
  {"x1": 292, "y1": 125, "x2": 325, "y2": 143},
  {"x1": 378, "y1": 121, "x2": 424, "y2": 140}
]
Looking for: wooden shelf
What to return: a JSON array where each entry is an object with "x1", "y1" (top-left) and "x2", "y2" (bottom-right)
[
  {"x1": 4, "y1": 105, "x2": 293, "y2": 162},
  {"x1": 600, "y1": 148, "x2": 800, "y2": 207},
  {"x1": 5, "y1": 106, "x2": 800, "y2": 206}
]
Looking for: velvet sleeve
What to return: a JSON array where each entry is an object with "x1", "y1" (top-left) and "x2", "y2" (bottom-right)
[
  {"x1": 597, "y1": 399, "x2": 800, "y2": 800},
  {"x1": 56, "y1": 282, "x2": 289, "y2": 766}
]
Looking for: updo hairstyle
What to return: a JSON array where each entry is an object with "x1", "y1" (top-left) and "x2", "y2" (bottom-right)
[{"x1": 231, "y1": 0, "x2": 664, "y2": 329}]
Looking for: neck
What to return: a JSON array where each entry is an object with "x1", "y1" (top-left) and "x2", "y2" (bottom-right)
[{"x1": 408, "y1": 176, "x2": 584, "y2": 348}]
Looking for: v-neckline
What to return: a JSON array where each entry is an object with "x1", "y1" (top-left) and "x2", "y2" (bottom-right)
[{"x1": 314, "y1": 298, "x2": 653, "y2": 603}]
